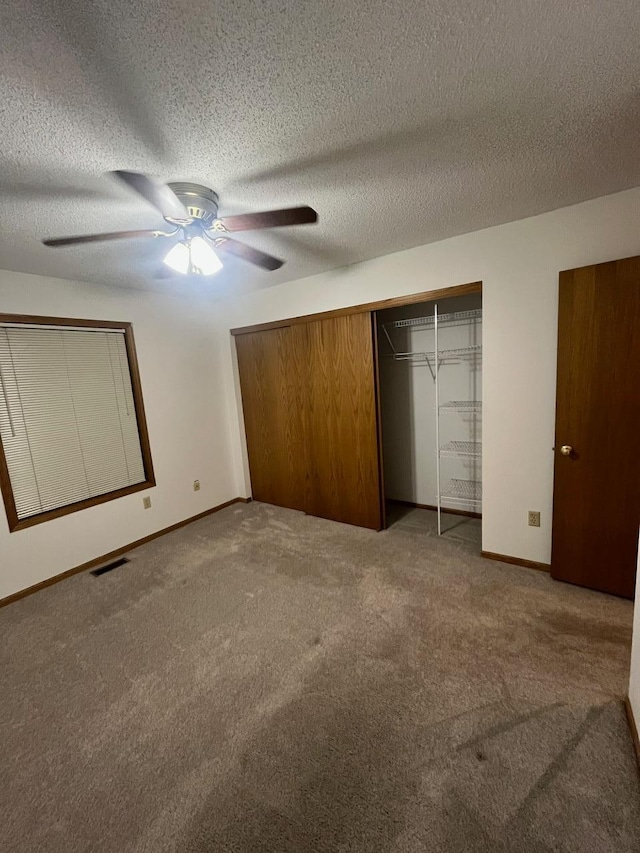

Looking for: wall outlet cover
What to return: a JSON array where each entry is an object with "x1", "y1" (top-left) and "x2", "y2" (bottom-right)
[
  {"x1": 528, "y1": 510, "x2": 540, "y2": 527},
  {"x1": 143, "y1": 496, "x2": 152, "y2": 509},
  {"x1": 193, "y1": 480, "x2": 201, "y2": 492}
]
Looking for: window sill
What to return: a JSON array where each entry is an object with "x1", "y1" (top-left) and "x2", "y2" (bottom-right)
[{"x1": 6, "y1": 478, "x2": 156, "y2": 533}]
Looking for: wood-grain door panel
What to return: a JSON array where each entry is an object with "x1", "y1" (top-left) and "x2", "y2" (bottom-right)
[
  {"x1": 305, "y1": 313, "x2": 382, "y2": 530},
  {"x1": 235, "y1": 326, "x2": 308, "y2": 511},
  {"x1": 551, "y1": 257, "x2": 640, "y2": 598}
]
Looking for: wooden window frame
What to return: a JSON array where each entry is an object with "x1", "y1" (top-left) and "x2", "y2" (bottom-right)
[{"x1": 0, "y1": 314, "x2": 155, "y2": 532}]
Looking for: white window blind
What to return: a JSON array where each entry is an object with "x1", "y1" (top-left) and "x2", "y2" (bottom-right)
[{"x1": 0, "y1": 326, "x2": 146, "y2": 520}]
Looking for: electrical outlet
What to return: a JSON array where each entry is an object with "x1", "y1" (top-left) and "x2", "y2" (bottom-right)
[
  {"x1": 193, "y1": 480, "x2": 201, "y2": 492},
  {"x1": 143, "y1": 496, "x2": 152, "y2": 509},
  {"x1": 528, "y1": 510, "x2": 540, "y2": 527}
]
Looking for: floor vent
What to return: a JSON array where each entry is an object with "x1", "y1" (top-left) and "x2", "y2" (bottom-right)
[{"x1": 90, "y1": 557, "x2": 129, "y2": 577}]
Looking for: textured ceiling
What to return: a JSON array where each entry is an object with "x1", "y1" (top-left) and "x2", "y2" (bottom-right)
[{"x1": 0, "y1": 0, "x2": 639, "y2": 296}]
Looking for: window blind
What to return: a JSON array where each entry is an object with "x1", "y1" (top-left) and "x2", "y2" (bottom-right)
[{"x1": 0, "y1": 326, "x2": 146, "y2": 520}]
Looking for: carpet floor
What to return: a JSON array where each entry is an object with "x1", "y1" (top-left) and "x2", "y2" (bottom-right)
[{"x1": 1, "y1": 502, "x2": 638, "y2": 852}]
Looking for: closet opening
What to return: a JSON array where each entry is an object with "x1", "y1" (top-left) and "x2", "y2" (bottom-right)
[{"x1": 375, "y1": 290, "x2": 482, "y2": 548}]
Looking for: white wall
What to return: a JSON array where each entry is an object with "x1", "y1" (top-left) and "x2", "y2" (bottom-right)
[
  {"x1": 630, "y1": 533, "x2": 640, "y2": 725},
  {"x1": 220, "y1": 186, "x2": 640, "y2": 565},
  {"x1": 0, "y1": 270, "x2": 239, "y2": 600}
]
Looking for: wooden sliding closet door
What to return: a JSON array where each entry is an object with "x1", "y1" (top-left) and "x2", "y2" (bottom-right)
[
  {"x1": 305, "y1": 313, "x2": 382, "y2": 530},
  {"x1": 235, "y1": 326, "x2": 308, "y2": 511}
]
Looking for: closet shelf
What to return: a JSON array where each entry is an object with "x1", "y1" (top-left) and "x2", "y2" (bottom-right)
[
  {"x1": 439, "y1": 441, "x2": 482, "y2": 458},
  {"x1": 392, "y1": 344, "x2": 482, "y2": 362},
  {"x1": 384, "y1": 309, "x2": 482, "y2": 330},
  {"x1": 439, "y1": 400, "x2": 482, "y2": 412},
  {"x1": 441, "y1": 478, "x2": 482, "y2": 504}
]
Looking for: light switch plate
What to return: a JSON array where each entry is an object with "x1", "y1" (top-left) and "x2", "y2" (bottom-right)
[{"x1": 143, "y1": 496, "x2": 152, "y2": 509}]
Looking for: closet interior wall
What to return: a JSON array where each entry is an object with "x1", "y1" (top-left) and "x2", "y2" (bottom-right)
[{"x1": 376, "y1": 294, "x2": 483, "y2": 521}]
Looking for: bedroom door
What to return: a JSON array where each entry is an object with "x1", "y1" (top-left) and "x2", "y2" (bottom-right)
[{"x1": 551, "y1": 256, "x2": 640, "y2": 598}]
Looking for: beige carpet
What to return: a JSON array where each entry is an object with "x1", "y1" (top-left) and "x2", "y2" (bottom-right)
[{"x1": 1, "y1": 501, "x2": 638, "y2": 852}]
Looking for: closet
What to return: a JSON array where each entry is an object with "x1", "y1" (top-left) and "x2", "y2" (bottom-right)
[
  {"x1": 232, "y1": 282, "x2": 482, "y2": 535},
  {"x1": 376, "y1": 293, "x2": 482, "y2": 532}
]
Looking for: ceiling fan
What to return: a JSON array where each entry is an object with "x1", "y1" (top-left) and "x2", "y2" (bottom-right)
[{"x1": 42, "y1": 171, "x2": 318, "y2": 275}]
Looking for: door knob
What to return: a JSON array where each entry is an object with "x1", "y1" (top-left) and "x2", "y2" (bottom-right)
[{"x1": 560, "y1": 445, "x2": 573, "y2": 456}]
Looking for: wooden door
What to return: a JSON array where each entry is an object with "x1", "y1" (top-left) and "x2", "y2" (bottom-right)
[
  {"x1": 305, "y1": 313, "x2": 382, "y2": 530},
  {"x1": 551, "y1": 256, "x2": 640, "y2": 598},
  {"x1": 235, "y1": 325, "x2": 308, "y2": 511}
]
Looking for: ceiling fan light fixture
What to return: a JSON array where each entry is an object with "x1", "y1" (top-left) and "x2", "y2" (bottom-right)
[
  {"x1": 163, "y1": 236, "x2": 222, "y2": 276},
  {"x1": 190, "y1": 236, "x2": 222, "y2": 275},
  {"x1": 163, "y1": 241, "x2": 190, "y2": 274}
]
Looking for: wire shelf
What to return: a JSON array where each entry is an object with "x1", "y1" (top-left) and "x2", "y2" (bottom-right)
[
  {"x1": 392, "y1": 344, "x2": 482, "y2": 363},
  {"x1": 439, "y1": 400, "x2": 482, "y2": 412},
  {"x1": 439, "y1": 441, "x2": 482, "y2": 458},
  {"x1": 441, "y1": 478, "x2": 482, "y2": 504},
  {"x1": 385, "y1": 309, "x2": 482, "y2": 330}
]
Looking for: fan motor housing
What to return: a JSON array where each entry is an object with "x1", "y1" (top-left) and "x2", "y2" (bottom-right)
[{"x1": 168, "y1": 182, "x2": 219, "y2": 227}]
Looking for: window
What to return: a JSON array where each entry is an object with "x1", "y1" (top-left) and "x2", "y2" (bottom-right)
[{"x1": 0, "y1": 315, "x2": 154, "y2": 531}]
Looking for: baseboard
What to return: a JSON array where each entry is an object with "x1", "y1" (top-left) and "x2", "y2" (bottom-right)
[
  {"x1": 0, "y1": 497, "x2": 252, "y2": 608},
  {"x1": 481, "y1": 550, "x2": 551, "y2": 573},
  {"x1": 625, "y1": 697, "x2": 640, "y2": 770},
  {"x1": 389, "y1": 499, "x2": 482, "y2": 520}
]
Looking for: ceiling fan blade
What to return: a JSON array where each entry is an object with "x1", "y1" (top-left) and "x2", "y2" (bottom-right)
[
  {"x1": 214, "y1": 236, "x2": 284, "y2": 271},
  {"x1": 111, "y1": 170, "x2": 190, "y2": 221},
  {"x1": 43, "y1": 229, "x2": 165, "y2": 247},
  {"x1": 217, "y1": 206, "x2": 317, "y2": 233}
]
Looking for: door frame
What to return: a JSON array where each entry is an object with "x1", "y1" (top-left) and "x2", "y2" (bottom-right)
[{"x1": 230, "y1": 281, "x2": 482, "y2": 337}]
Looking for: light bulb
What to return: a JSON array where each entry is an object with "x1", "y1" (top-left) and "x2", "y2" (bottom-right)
[
  {"x1": 189, "y1": 236, "x2": 222, "y2": 276},
  {"x1": 163, "y1": 241, "x2": 190, "y2": 274}
]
